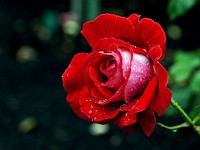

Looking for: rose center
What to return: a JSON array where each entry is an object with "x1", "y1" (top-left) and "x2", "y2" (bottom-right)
[
  {"x1": 106, "y1": 59, "x2": 116, "y2": 67},
  {"x1": 100, "y1": 57, "x2": 117, "y2": 79}
]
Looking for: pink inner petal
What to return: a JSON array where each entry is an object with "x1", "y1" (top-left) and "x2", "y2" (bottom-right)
[
  {"x1": 124, "y1": 53, "x2": 154, "y2": 103},
  {"x1": 120, "y1": 49, "x2": 132, "y2": 79}
]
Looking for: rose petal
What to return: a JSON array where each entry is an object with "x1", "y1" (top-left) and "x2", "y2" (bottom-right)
[
  {"x1": 65, "y1": 89, "x2": 90, "y2": 121},
  {"x1": 100, "y1": 84, "x2": 125, "y2": 105},
  {"x1": 100, "y1": 57, "x2": 116, "y2": 78},
  {"x1": 148, "y1": 44, "x2": 163, "y2": 61},
  {"x1": 128, "y1": 14, "x2": 140, "y2": 27},
  {"x1": 89, "y1": 66, "x2": 114, "y2": 98},
  {"x1": 120, "y1": 49, "x2": 132, "y2": 79},
  {"x1": 93, "y1": 37, "x2": 146, "y2": 55},
  {"x1": 84, "y1": 51, "x2": 110, "y2": 89},
  {"x1": 134, "y1": 76, "x2": 157, "y2": 113},
  {"x1": 93, "y1": 37, "x2": 131, "y2": 52},
  {"x1": 138, "y1": 108, "x2": 156, "y2": 137},
  {"x1": 62, "y1": 53, "x2": 90, "y2": 121},
  {"x1": 150, "y1": 62, "x2": 172, "y2": 115},
  {"x1": 102, "y1": 45, "x2": 125, "y2": 90},
  {"x1": 112, "y1": 99, "x2": 138, "y2": 128},
  {"x1": 113, "y1": 111, "x2": 137, "y2": 128},
  {"x1": 124, "y1": 53, "x2": 154, "y2": 103},
  {"x1": 91, "y1": 87, "x2": 108, "y2": 104},
  {"x1": 81, "y1": 14, "x2": 135, "y2": 48},
  {"x1": 133, "y1": 18, "x2": 166, "y2": 60},
  {"x1": 62, "y1": 53, "x2": 88, "y2": 92},
  {"x1": 79, "y1": 87, "x2": 119, "y2": 123}
]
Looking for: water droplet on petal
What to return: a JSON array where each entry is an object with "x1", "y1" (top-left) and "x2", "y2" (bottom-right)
[
  {"x1": 139, "y1": 77, "x2": 143, "y2": 82},
  {"x1": 94, "y1": 117, "x2": 97, "y2": 121}
]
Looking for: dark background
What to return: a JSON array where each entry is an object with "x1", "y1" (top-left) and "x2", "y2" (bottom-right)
[{"x1": 0, "y1": 0, "x2": 200, "y2": 149}]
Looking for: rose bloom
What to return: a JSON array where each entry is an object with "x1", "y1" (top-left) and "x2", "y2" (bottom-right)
[{"x1": 62, "y1": 13, "x2": 172, "y2": 136}]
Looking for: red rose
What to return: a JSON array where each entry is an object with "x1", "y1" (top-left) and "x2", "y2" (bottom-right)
[{"x1": 62, "y1": 13, "x2": 172, "y2": 136}]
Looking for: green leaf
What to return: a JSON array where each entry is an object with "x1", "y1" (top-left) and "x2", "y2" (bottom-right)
[
  {"x1": 169, "y1": 61, "x2": 198, "y2": 83},
  {"x1": 174, "y1": 50, "x2": 195, "y2": 63},
  {"x1": 191, "y1": 70, "x2": 200, "y2": 94},
  {"x1": 167, "y1": 0, "x2": 200, "y2": 20},
  {"x1": 169, "y1": 51, "x2": 199, "y2": 84},
  {"x1": 193, "y1": 114, "x2": 200, "y2": 124},
  {"x1": 189, "y1": 96, "x2": 200, "y2": 121}
]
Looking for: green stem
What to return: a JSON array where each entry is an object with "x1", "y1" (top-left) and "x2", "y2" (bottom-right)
[
  {"x1": 171, "y1": 98, "x2": 200, "y2": 136},
  {"x1": 157, "y1": 122, "x2": 189, "y2": 132}
]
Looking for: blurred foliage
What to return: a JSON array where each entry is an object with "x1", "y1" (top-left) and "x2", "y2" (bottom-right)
[
  {"x1": 41, "y1": 10, "x2": 59, "y2": 33},
  {"x1": 165, "y1": 49, "x2": 200, "y2": 125},
  {"x1": 169, "y1": 50, "x2": 200, "y2": 84},
  {"x1": 167, "y1": 0, "x2": 200, "y2": 20}
]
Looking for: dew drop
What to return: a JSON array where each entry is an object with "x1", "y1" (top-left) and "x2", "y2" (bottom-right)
[{"x1": 139, "y1": 77, "x2": 143, "y2": 82}]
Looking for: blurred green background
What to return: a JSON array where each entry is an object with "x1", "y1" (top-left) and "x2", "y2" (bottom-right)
[{"x1": 0, "y1": 0, "x2": 200, "y2": 150}]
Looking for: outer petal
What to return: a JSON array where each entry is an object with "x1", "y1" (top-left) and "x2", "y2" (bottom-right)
[
  {"x1": 128, "y1": 14, "x2": 140, "y2": 27},
  {"x1": 91, "y1": 87, "x2": 108, "y2": 104},
  {"x1": 148, "y1": 44, "x2": 162, "y2": 61},
  {"x1": 149, "y1": 46, "x2": 172, "y2": 115},
  {"x1": 132, "y1": 18, "x2": 166, "y2": 61},
  {"x1": 112, "y1": 100, "x2": 138, "y2": 128},
  {"x1": 62, "y1": 53, "x2": 90, "y2": 121},
  {"x1": 150, "y1": 61, "x2": 172, "y2": 115},
  {"x1": 134, "y1": 76, "x2": 157, "y2": 113},
  {"x1": 138, "y1": 108, "x2": 156, "y2": 137},
  {"x1": 81, "y1": 14, "x2": 135, "y2": 48},
  {"x1": 62, "y1": 53, "x2": 88, "y2": 92},
  {"x1": 93, "y1": 37, "x2": 146, "y2": 55},
  {"x1": 113, "y1": 112, "x2": 137, "y2": 128},
  {"x1": 100, "y1": 84, "x2": 125, "y2": 105},
  {"x1": 79, "y1": 87, "x2": 119, "y2": 123}
]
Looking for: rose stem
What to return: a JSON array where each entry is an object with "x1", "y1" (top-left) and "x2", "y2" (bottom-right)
[{"x1": 171, "y1": 98, "x2": 200, "y2": 136}]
